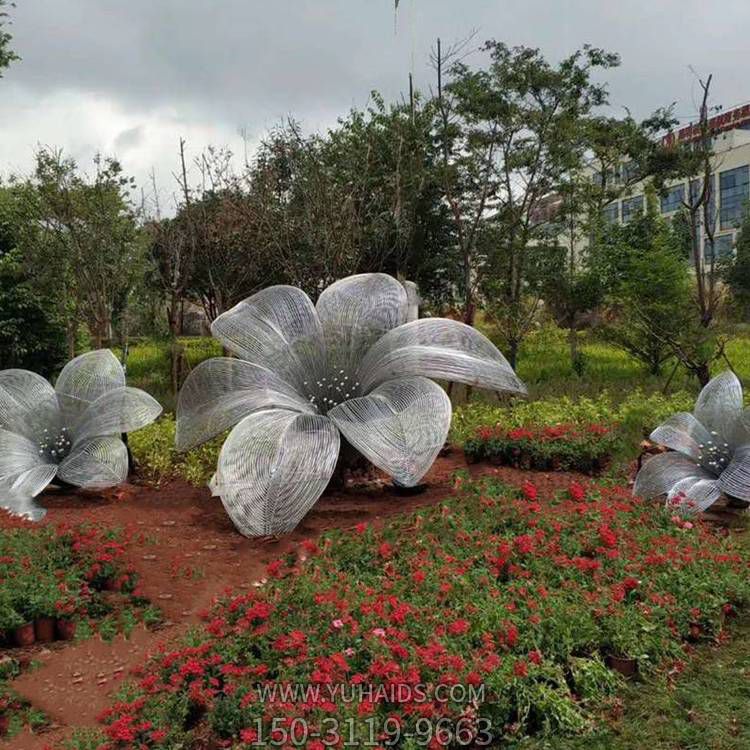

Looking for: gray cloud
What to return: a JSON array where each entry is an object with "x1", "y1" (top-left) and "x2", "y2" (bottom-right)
[{"x1": 1, "y1": 0, "x2": 749, "y2": 193}]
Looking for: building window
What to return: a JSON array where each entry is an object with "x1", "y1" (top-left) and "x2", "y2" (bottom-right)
[
  {"x1": 621, "y1": 161, "x2": 639, "y2": 183},
  {"x1": 704, "y1": 233, "x2": 735, "y2": 261},
  {"x1": 719, "y1": 165, "x2": 749, "y2": 230},
  {"x1": 660, "y1": 184, "x2": 685, "y2": 214},
  {"x1": 602, "y1": 202, "x2": 618, "y2": 224},
  {"x1": 621, "y1": 195, "x2": 643, "y2": 223}
]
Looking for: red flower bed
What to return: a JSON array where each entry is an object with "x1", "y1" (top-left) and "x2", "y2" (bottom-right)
[
  {"x1": 465, "y1": 423, "x2": 619, "y2": 473},
  {"x1": 92, "y1": 477, "x2": 750, "y2": 748},
  {"x1": 0, "y1": 523, "x2": 139, "y2": 649}
]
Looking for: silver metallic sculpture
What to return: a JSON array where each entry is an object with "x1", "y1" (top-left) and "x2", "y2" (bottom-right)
[
  {"x1": 176, "y1": 273, "x2": 526, "y2": 537},
  {"x1": 634, "y1": 370, "x2": 750, "y2": 514},
  {"x1": 0, "y1": 350, "x2": 162, "y2": 520}
]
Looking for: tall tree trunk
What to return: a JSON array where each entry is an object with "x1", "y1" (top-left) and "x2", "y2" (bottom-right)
[
  {"x1": 568, "y1": 325, "x2": 579, "y2": 373},
  {"x1": 66, "y1": 321, "x2": 76, "y2": 360},
  {"x1": 508, "y1": 339, "x2": 519, "y2": 370}
]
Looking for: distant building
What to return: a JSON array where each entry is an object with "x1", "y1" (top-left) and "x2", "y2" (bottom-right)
[{"x1": 594, "y1": 103, "x2": 750, "y2": 262}]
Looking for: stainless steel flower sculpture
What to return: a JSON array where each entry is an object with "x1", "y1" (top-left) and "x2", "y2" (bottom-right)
[
  {"x1": 0, "y1": 350, "x2": 162, "y2": 521},
  {"x1": 176, "y1": 273, "x2": 526, "y2": 537},
  {"x1": 634, "y1": 371, "x2": 750, "y2": 514}
]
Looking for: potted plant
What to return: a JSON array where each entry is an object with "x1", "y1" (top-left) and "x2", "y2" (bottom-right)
[
  {"x1": 604, "y1": 619, "x2": 645, "y2": 678},
  {"x1": 0, "y1": 594, "x2": 24, "y2": 649},
  {"x1": 54, "y1": 591, "x2": 80, "y2": 641}
]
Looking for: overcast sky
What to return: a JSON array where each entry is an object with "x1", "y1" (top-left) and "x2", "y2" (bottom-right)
[{"x1": 1, "y1": 0, "x2": 749, "y2": 209}]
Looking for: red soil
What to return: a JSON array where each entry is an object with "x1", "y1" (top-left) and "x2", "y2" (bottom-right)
[{"x1": 1, "y1": 451, "x2": 585, "y2": 749}]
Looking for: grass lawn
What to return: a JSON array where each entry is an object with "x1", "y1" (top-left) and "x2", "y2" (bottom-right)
[{"x1": 518, "y1": 615, "x2": 750, "y2": 750}]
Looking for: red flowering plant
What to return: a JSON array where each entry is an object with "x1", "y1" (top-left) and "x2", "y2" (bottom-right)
[
  {"x1": 0, "y1": 523, "x2": 139, "y2": 636},
  {"x1": 465, "y1": 422, "x2": 619, "y2": 474},
  {"x1": 95, "y1": 477, "x2": 750, "y2": 748}
]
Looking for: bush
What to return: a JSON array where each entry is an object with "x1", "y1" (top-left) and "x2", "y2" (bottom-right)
[
  {"x1": 450, "y1": 390, "x2": 693, "y2": 456},
  {"x1": 94, "y1": 477, "x2": 750, "y2": 748},
  {"x1": 0, "y1": 249, "x2": 67, "y2": 377},
  {"x1": 129, "y1": 414, "x2": 223, "y2": 487},
  {"x1": 464, "y1": 423, "x2": 619, "y2": 473}
]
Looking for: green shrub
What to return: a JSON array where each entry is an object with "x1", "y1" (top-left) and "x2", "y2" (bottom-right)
[
  {"x1": 451, "y1": 390, "x2": 693, "y2": 457},
  {"x1": 465, "y1": 423, "x2": 620, "y2": 473},
  {"x1": 129, "y1": 414, "x2": 223, "y2": 487}
]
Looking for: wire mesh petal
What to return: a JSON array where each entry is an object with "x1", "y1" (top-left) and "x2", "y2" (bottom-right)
[
  {"x1": 211, "y1": 286, "x2": 326, "y2": 393},
  {"x1": 9, "y1": 464, "x2": 58, "y2": 500},
  {"x1": 649, "y1": 412, "x2": 712, "y2": 461},
  {"x1": 56, "y1": 436, "x2": 128, "y2": 488},
  {"x1": 175, "y1": 358, "x2": 316, "y2": 451},
  {"x1": 316, "y1": 273, "x2": 408, "y2": 376},
  {"x1": 72, "y1": 387, "x2": 163, "y2": 445},
  {"x1": 329, "y1": 376, "x2": 451, "y2": 487},
  {"x1": 358, "y1": 319, "x2": 527, "y2": 395},
  {"x1": 666, "y1": 476, "x2": 722, "y2": 514},
  {"x1": 718, "y1": 444, "x2": 750, "y2": 502},
  {"x1": 694, "y1": 370, "x2": 743, "y2": 446},
  {"x1": 0, "y1": 369, "x2": 61, "y2": 442},
  {"x1": 0, "y1": 484, "x2": 48, "y2": 521},
  {"x1": 633, "y1": 451, "x2": 715, "y2": 500},
  {"x1": 213, "y1": 410, "x2": 340, "y2": 537},
  {"x1": 0, "y1": 428, "x2": 47, "y2": 483},
  {"x1": 55, "y1": 350, "x2": 127, "y2": 426}
]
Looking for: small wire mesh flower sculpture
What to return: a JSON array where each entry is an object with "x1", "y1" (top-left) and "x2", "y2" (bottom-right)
[
  {"x1": 176, "y1": 273, "x2": 526, "y2": 537},
  {"x1": 634, "y1": 370, "x2": 750, "y2": 514},
  {"x1": 0, "y1": 350, "x2": 162, "y2": 521}
]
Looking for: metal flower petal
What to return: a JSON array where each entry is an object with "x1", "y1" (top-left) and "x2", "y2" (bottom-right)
[
  {"x1": 329, "y1": 377, "x2": 451, "y2": 487},
  {"x1": 7, "y1": 464, "x2": 58, "y2": 499},
  {"x1": 694, "y1": 370, "x2": 743, "y2": 446},
  {"x1": 0, "y1": 369, "x2": 61, "y2": 442},
  {"x1": 73, "y1": 387, "x2": 163, "y2": 445},
  {"x1": 666, "y1": 476, "x2": 723, "y2": 514},
  {"x1": 358, "y1": 319, "x2": 527, "y2": 395},
  {"x1": 633, "y1": 451, "x2": 715, "y2": 500},
  {"x1": 56, "y1": 436, "x2": 129, "y2": 488},
  {"x1": 211, "y1": 286, "x2": 326, "y2": 394},
  {"x1": 718, "y1": 444, "x2": 750, "y2": 502},
  {"x1": 55, "y1": 350, "x2": 127, "y2": 426},
  {"x1": 212, "y1": 410, "x2": 340, "y2": 537},
  {"x1": 0, "y1": 484, "x2": 50, "y2": 522},
  {"x1": 649, "y1": 412, "x2": 712, "y2": 462},
  {"x1": 176, "y1": 358, "x2": 315, "y2": 451},
  {"x1": 316, "y1": 273, "x2": 408, "y2": 376},
  {"x1": 0, "y1": 428, "x2": 47, "y2": 486}
]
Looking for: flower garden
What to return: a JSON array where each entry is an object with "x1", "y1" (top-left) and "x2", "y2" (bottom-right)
[
  {"x1": 92, "y1": 477, "x2": 750, "y2": 748},
  {"x1": 2, "y1": 279, "x2": 750, "y2": 750}
]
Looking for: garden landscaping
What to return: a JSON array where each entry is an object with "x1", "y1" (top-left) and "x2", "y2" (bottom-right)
[
  {"x1": 0, "y1": 446, "x2": 748, "y2": 748},
  {"x1": 3, "y1": 333, "x2": 750, "y2": 749}
]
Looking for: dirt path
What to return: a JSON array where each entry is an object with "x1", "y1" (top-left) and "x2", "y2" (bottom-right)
[{"x1": 2, "y1": 452, "x2": 585, "y2": 749}]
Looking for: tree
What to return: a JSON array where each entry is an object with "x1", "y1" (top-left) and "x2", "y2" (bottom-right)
[
  {"x1": 649, "y1": 74, "x2": 725, "y2": 385},
  {"x1": 436, "y1": 40, "x2": 620, "y2": 364},
  {"x1": 19, "y1": 149, "x2": 144, "y2": 353},
  {"x1": 0, "y1": 0, "x2": 19, "y2": 78},
  {"x1": 547, "y1": 110, "x2": 676, "y2": 372},
  {"x1": 593, "y1": 192, "x2": 691, "y2": 376},
  {"x1": 0, "y1": 187, "x2": 66, "y2": 375},
  {"x1": 726, "y1": 209, "x2": 750, "y2": 318}
]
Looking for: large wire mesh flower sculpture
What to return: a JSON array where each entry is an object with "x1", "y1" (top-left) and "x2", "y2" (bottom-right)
[
  {"x1": 634, "y1": 371, "x2": 750, "y2": 514},
  {"x1": 176, "y1": 273, "x2": 526, "y2": 537},
  {"x1": 0, "y1": 350, "x2": 162, "y2": 521}
]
